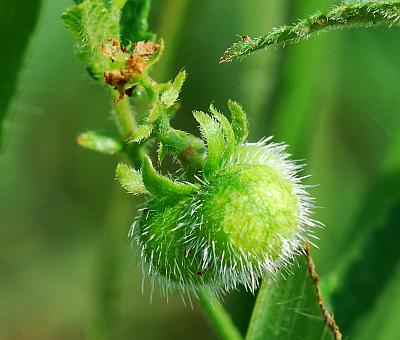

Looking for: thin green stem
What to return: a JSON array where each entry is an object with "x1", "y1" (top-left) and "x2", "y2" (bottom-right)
[
  {"x1": 112, "y1": 94, "x2": 137, "y2": 140},
  {"x1": 220, "y1": 1, "x2": 400, "y2": 62},
  {"x1": 198, "y1": 290, "x2": 243, "y2": 340}
]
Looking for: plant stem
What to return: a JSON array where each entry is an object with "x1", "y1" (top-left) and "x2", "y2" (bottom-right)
[
  {"x1": 198, "y1": 290, "x2": 243, "y2": 340},
  {"x1": 112, "y1": 94, "x2": 137, "y2": 140},
  {"x1": 220, "y1": 1, "x2": 400, "y2": 62},
  {"x1": 138, "y1": 74, "x2": 206, "y2": 174}
]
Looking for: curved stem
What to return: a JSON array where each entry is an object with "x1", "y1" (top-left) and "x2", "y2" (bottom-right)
[
  {"x1": 220, "y1": 1, "x2": 400, "y2": 62},
  {"x1": 198, "y1": 289, "x2": 243, "y2": 340}
]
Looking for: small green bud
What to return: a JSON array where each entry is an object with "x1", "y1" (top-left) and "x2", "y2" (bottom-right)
[
  {"x1": 77, "y1": 131, "x2": 123, "y2": 155},
  {"x1": 126, "y1": 101, "x2": 317, "y2": 296}
]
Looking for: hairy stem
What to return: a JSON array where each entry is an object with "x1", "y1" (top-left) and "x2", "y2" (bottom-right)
[
  {"x1": 112, "y1": 94, "x2": 137, "y2": 140},
  {"x1": 139, "y1": 75, "x2": 206, "y2": 174},
  {"x1": 198, "y1": 290, "x2": 243, "y2": 340},
  {"x1": 220, "y1": 1, "x2": 400, "y2": 62}
]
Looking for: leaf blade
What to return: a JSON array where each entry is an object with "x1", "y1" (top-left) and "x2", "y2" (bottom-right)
[
  {"x1": 120, "y1": 0, "x2": 155, "y2": 44},
  {"x1": 0, "y1": 0, "x2": 42, "y2": 147},
  {"x1": 246, "y1": 252, "x2": 337, "y2": 340}
]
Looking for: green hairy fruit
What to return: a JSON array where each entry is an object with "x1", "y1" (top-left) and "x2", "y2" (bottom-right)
[{"x1": 118, "y1": 101, "x2": 317, "y2": 296}]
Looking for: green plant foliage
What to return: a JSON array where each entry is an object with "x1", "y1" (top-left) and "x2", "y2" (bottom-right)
[
  {"x1": 331, "y1": 178, "x2": 400, "y2": 336},
  {"x1": 130, "y1": 106, "x2": 317, "y2": 303},
  {"x1": 160, "y1": 70, "x2": 186, "y2": 107},
  {"x1": 116, "y1": 162, "x2": 148, "y2": 194},
  {"x1": 141, "y1": 155, "x2": 198, "y2": 197},
  {"x1": 193, "y1": 111, "x2": 226, "y2": 178},
  {"x1": 77, "y1": 131, "x2": 124, "y2": 154},
  {"x1": 0, "y1": 0, "x2": 42, "y2": 147},
  {"x1": 120, "y1": 0, "x2": 155, "y2": 44},
  {"x1": 227, "y1": 100, "x2": 248, "y2": 144},
  {"x1": 57, "y1": 0, "x2": 400, "y2": 339},
  {"x1": 128, "y1": 124, "x2": 153, "y2": 143},
  {"x1": 220, "y1": 1, "x2": 400, "y2": 62},
  {"x1": 62, "y1": 0, "x2": 122, "y2": 79},
  {"x1": 245, "y1": 253, "x2": 336, "y2": 340},
  {"x1": 209, "y1": 105, "x2": 236, "y2": 163}
]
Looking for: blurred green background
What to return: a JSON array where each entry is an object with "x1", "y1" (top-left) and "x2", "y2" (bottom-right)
[{"x1": 1, "y1": 0, "x2": 399, "y2": 339}]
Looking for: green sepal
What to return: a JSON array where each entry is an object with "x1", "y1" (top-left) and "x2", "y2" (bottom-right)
[
  {"x1": 128, "y1": 124, "x2": 153, "y2": 143},
  {"x1": 141, "y1": 155, "x2": 198, "y2": 197},
  {"x1": 157, "y1": 142, "x2": 167, "y2": 165},
  {"x1": 76, "y1": 131, "x2": 123, "y2": 155},
  {"x1": 147, "y1": 102, "x2": 161, "y2": 124},
  {"x1": 209, "y1": 104, "x2": 235, "y2": 163},
  {"x1": 160, "y1": 70, "x2": 186, "y2": 108},
  {"x1": 193, "y1": 111, "x2": 225, "y2": 178},
  {"x1": 116, "y1": 163, "x2": 148, "y2": 195},
  {"x1": 228, "y1": 99, "x2": 248, "y2": 144}
]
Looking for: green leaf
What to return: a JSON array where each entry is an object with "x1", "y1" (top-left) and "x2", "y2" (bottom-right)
[
  {"x1": 246, "y1": 252, "x2": 338, "y2": 340},
  {"x1": 116, "y1": 162, "x2": 147, "y2": 195},
  {"x1": 141, "y1": 155, "x2": 198, "y2": 197},
  {"x1": 220, "y1": 1, "x2": 400, "y2": 63},
  {"x1": 128, "y1": 124, "x2": 153, "y2": 143},
  {"x1": 160, "y1": 70, "x2": 186, "y2": 108},
  {"x1": 0, "y1": 0, "x2": 42, "y2": 147},
  {"x1": 227, "y1": 100, "x2": 248, "y2": 144},
  {"x1": 77, "y1": 131, "x2": 124, "y2": 155},
  {"x1": 330, "y1": 174, "x2": 400, "y2": 336},
  {"x1": 62, "y1": 0, "x2": 120, "y2": 80},
  {"x1": 209, "y1": 104, "x2": 235, "y2": 163},
  {"x1": 193, "y1": 111, "x2": 225, "y2": 178},
  {"x1": 120, "y1": 0, "x2": 155, "y2": 45}
]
